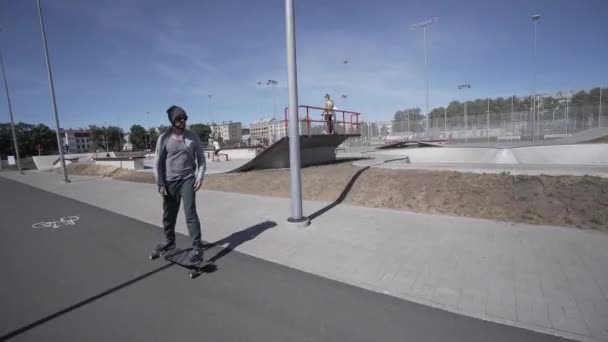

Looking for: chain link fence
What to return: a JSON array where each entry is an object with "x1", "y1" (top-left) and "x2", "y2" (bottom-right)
[{"x1": 342, "y1": 102, "x2": 606, "y2": 147}]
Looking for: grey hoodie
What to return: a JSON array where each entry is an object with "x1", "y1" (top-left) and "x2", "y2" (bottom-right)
[{"x1": 153, "y1": 129, "x2": 206, "y2": 187}]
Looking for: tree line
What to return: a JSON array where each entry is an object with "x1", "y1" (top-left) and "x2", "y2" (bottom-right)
[
  {"x1": 0, "y1": 122, "x2": 213, "y2": 158},
  {"x1": 389, "y1": 87, "x2": 606, "y2": 131}
]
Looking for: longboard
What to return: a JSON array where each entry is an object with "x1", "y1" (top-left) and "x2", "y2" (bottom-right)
[{"x1": 150, "y1": 247, "x2": 211, "y2": 278}]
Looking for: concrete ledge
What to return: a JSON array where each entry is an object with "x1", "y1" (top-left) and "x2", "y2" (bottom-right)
[{"x1": 95, "y1": 156, "x2": 145, "y2": 170}]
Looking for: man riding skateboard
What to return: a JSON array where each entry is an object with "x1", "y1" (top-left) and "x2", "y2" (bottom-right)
[{"x1": 153, "y1": 105, "x2": 207, "y2": 264}]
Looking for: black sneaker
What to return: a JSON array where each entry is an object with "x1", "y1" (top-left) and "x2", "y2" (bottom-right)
[
  {"x1": 153, "y1": 240, "x2": 175, "y2": 254},
  {"x1": 189, "y1": 247, "x2": 204, "y2": 265}
]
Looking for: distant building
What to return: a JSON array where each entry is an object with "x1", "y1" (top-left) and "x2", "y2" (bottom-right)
[
  {"x1": 210, "y1": 121, "x2": 242, "y2": 143},
  {"x1": 250, "y1": 117, "x2": 287, "y2": 145},
  {"x1": 59, "y1": 129, "x2": 92, "y2": 153}
]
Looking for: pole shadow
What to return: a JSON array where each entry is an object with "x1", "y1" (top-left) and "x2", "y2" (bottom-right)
[
  {"x1": 205, "y1": 220, "x2": 277, "y2": 263},
  {"x1": 0, "y1": 263, "x2": 174, "y2": 341},
  {"x1": 308, "y1": 157, "x2": 411, "y2": 221}
]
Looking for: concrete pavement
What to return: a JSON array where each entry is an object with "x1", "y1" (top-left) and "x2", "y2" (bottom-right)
[
  {"x1": 352, "y1": 157, "x2": 608, "y2": 178},
  {"x1": 1, "y1": 177, "x2": 576, "y2": 342},
  {"x1": 352, "y1": 143, "x2": 608, "y2": 177},
  {"x1": 2, "y1": 171, "x2": 607, "y2": 341}
]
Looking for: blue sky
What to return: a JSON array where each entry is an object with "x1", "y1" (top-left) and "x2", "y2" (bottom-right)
[{"x1": 0, "y1": 0, "x2": 607, "y2": 130}]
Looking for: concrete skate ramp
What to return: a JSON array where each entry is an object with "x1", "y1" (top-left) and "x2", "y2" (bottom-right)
[
  {"x1": 373, "y1": 144, "x2": 608, "y2": 166},
  {"x1": 376, "y1": 140, "x2": 446, "y2": 149},
  {"x1": 229, "y1": 134, "x2": 356, "y2": 172},
  {"x1": 32, "y1": 152, "x2": 117, "y2": 170},
  {"x1": 560, "y1": 127, "x2": 608, "y2": 144}
]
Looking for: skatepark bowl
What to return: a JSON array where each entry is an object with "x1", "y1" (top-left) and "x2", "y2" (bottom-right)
[{"x1": 371, "y1": 144, "x2": 608, "y2": 166}]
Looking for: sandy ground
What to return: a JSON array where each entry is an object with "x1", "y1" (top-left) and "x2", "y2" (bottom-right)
[{"x1": 55, "y1": 162, "x2": 608, "y2": 231}]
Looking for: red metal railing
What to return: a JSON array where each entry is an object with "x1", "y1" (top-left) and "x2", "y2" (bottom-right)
[{"x1": 284, "y1": 105, "x2": 361, "y2": 136}]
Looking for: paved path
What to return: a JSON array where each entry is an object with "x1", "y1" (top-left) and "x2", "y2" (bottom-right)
[
  {"x1": 0, "y1": 177, "x2": 576, "y2": 341},
  {"x1": 2, "y1": 171, "x2": 607, "y2": 341}
]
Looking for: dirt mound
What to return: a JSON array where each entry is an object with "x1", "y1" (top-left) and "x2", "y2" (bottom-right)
[
  {"x1": 58, "y1": 163, "x2": 120, "y2": 177},
  {"x1": 64, "y1": 163, "x2": 608, "y2": 231}
]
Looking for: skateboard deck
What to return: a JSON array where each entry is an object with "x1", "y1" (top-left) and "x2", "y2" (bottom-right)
[{"x1": 150, "y1": 247, "x2": 211, "y2": 278}]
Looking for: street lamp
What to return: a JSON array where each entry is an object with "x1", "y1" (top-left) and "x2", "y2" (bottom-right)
[
  {"x1": 531, "y1": 13, "x2": 541, "y2": 141},
  {"x1": 207, "y1": 94, "x2": 213, "y2": 125},
  {"x1": 0, "y1": 30, "x2": 22, "y2": 174},
  {"x1": 285, "y1": 0, "x2": 309, "y2": 227},
  {"x1": 146, "y1": 111, "x2": 150, "y2": 150},
  {"x1": 458, "y1": 84, "x2": 471, "y2": 143},
  {"x1": 340, "y1": 94, "x2": 348, "y2": 108},
  {"x1": 411, "y1": 17, "x2": 438, "y2": 140},
  {"x1": 37, "y1": 0, "x2": 69, "y2": 182}
]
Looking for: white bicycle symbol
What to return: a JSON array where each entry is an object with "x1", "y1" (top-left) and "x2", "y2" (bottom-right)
[{"x1": 32, "y1": 216, "x2": 79, "y2": 229}]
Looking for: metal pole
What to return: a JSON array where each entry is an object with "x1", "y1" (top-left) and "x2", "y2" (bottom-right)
[
  {"x1": 599, "y1": 86, "x2": 603, "y2": 128},
  {"x1": 487, "y1": 97, "x2": 490, "y2": 143},
  {"x1": 0, "y1": 45, "x2": 22, "y2": 174},
  {"x1": 273, "y1": 83, "x2": 277, "y2": 117},
  {"x1": 411, "y1": 18, "x2": 437, "y2": 140},
  {"x1": 285, "y1": 0, "x2": 308, "y2": 226},
  {"x1": 531, "y1": 14, "x2": 541, "y2": 141},
  {"x1": 464, "y1": 101, "x2": 468, "y2": 143},
  {"x1": 444, "y1": 107, "x2": 446, "y2": 132},
  {"x1": 566, "y1": 98, "x2": 569, "y2": 135},
  {"x1": 532, "y1": 20, "x2": 537, "y2": 141},
  {"x1": 423, "y1": 27, "x2": 429, "y2": 140},
  {"x1": 511, "y1": 95, "x2": 514, "y2": 141},
  {"x1": 37, "y1": 0, "x2": 69, "y2": 182}
]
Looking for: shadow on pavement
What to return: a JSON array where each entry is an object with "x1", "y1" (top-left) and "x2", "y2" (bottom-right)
[
  {"x1": 0, "y1": 263, "x2": 175, "y2": 341},
  {"x1": 308, "y1": 157, "x2": 411, "y2": 222},
  {"x1": 206, "y1": 220, "x2": 277, "y2": 263},
  {"x1": 0, "y1": 220, "x2": 277, "y2": 340}
]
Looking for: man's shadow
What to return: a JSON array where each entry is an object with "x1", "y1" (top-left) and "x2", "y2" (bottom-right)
[{"x1": 205, "y1": 220, "x2": 277, "y2": 263}]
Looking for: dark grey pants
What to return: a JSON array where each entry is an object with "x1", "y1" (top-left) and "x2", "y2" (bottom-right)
[{"x1": 162, "y1": 177, "x2": 202, "y2": 248}]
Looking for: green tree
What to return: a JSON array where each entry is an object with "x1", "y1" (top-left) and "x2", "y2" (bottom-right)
[
  {"x1": 88, "y1": 125, "x2": 106, "y2": 151},
  {"x1": 392, "y1": 108, "x2": 422, "y2": 132},
  {"x1": 105, "y1": 126, "x2": 124, "y2": 151},
  {"x1": 28, "y1": 124, "x2": 56, "y2": 155},
  {"x1": 129, "y1": 125, "x2": 147, "y2": 150},
  {"x1": 189, "y1": 123, "x2": 212, "y2": 143},
  {"x1": 149, "y1": 129, "x2": 160, "y2": 149},
  {"x1": 0, "y1": 123, "x2": 14, "y2": 157}
]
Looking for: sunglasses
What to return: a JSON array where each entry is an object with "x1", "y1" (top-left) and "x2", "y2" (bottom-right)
[{"x1": 175, "y1": 115, "x2": 188, "y2": 122}]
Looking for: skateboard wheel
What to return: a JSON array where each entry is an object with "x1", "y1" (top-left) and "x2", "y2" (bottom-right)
[{"x1": 189, "y1": 272, "x2": 195, "y2": 279}]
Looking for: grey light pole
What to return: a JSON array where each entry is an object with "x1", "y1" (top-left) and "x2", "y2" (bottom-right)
[
  {"x1": 285, "y1": 0, "x2": 309, "y2": 227},
  {"x1": 599, "y1": 86, "x2": 603, "y2": 128},
  {"x1": 37, "y1": 0, "x2": 69, "y2": 182},
  {"x1": 208, "y1": 94, "x2": 214, "y2": 125},
  {"x1": 0, "y1": 36, "x2": 22, "y2": 174},
  {"x1": 487, "y1": 97, "x2": 490, "y2": 143},
  {"x1": 411, "y1": 17, "x2": 438, "y2": 140},
  {"x1": 458, "y1": 84, "x2": 471, "y2": 143},
  {"x1": 444, "y1": 106, "x2": 447, "y2": 133},
  {"x1": 146, "y1": 111, "x2": 150, "y2": 150},
  {"x1": 511, "y1": 95, "x2": 514, "y2": 140},
  {"x1": 531, "y1": 13, "x2": 541, "y2": 141}
]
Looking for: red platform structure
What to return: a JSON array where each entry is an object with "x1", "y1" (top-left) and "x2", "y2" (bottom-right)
[{"x1": 284, "y1": 105, "x2": 362, "y2": 136}]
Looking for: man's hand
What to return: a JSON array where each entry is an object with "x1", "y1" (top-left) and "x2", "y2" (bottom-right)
[
  {"x1": 158, "y1": 185, "x2": 168, "y2": 196},
  {"x1": 194, "y1": 178, "x2": 203, "y2": 191}
]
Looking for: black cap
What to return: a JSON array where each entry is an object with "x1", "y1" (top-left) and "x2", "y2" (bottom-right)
[{"x1": 166, "y1": 105, "x2": 188, "y2": 124}]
